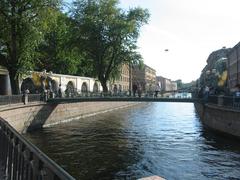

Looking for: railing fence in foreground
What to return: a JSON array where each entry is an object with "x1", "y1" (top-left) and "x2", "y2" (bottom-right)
[
  {"x1": 0, "y1": 117, "x2": 75, "y2": 180},
  {"x1": 207, "y1": 95, "x2": 240, "y2": 109}
]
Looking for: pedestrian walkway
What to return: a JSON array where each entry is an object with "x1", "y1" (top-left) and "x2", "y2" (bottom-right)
[{"x1": 0, "y1": 101, "x2": 46, "y2": 112}]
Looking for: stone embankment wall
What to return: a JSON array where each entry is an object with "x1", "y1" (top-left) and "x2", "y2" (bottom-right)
[
  {"x1": 0, "y1": 102, "x2": 141, "y2": 133},
  {"x1": 195, "y1": 103, "x2": 240, "y2": 138}
]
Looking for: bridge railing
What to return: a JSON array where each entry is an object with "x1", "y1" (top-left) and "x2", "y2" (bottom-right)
[
  {"x1": 0, "y1": 117, "x2": 75, "y2": 180},
  {"x1": 64, "y1": 91, "x2": 193, "y2": 99},
  {"x1": 207, "y1": 95, "x2": 240, "y2": 109},
  {"x1": 0, "y1": 94, "x2": 42, "y2": 106}
]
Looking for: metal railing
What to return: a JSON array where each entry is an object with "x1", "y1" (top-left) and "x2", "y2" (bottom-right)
[
  {"x1": 207, "y1": 95, "x2": 240, "y2": 109},
  {"x1": 0, "y1": 117, "x2": 75, "y2": 180},
  {"x1": 0, "y1": 94, "x2": 41, "y2": 106}
]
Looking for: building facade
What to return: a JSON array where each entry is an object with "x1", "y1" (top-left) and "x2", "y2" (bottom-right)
[
  {"x1": 111, "y1": 64, "x2": 130, "y2": 92},
  {"x1": 228, "y1": 42, "x2": 240, "y2": 92},
  {"x1": 156, "y1": 76, "x2": 177, "y2": 92},
  {"x1": 132, "y1": 64, "x2": 156, "y2": 92}
]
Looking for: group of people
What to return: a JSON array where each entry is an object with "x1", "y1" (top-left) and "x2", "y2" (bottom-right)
[
  {"x1": 132, "y1": 83, "x2": 161, "y2": 98},
  {"x1": 132, "y1": 84, "x2": 142, "y2": 97}
]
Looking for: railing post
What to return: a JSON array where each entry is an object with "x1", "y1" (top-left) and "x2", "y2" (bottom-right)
[
  {"x1": 0, "y1": 117, "x2": 75, "y2": 180},
  {"x1": 217, "y1": 95, "x2": 224, "y2": 106}
]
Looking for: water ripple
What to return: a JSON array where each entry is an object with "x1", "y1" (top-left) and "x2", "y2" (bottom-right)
[{"x1": 24, "y1": 103, "x2": 240, "y2": 180}]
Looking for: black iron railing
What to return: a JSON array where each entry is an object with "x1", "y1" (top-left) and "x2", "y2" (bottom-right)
[
  {"x1": 0, "y1": 117, "x2": 75, "y2": 180},
  {"x1": 207, "y1": 95, "x2": 240, "y2": 109},
  {"x1": 0, "y1": 94, "x2": 41, "y2": 106}
]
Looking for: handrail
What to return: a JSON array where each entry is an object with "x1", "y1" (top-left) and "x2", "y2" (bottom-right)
[
  {"x1": 0, "y1": 94, "x2": 42, "y2": 106},
  {"x1": 207, "y1": 95, "x2": 240, "y2": 109},
  {"x1": 0, "y1": 117, "x2": 75, "y2": 180}
]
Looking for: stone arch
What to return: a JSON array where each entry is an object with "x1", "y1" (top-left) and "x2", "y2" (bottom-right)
[
  {"x1": 81, "y1": 82, "x2": 88, "y2": 92},
  {"x1": 51, "y1": 80, "x2": 58, "y2": 94},
  {"x1": 21, "y1": 78, "x2": 36, "y2": 94},
  {"x1": 65, "y1": 81, "x2": 75, "y2": 97},
  {"x1": 93, "y1": 82, "x2": 99, "y2": 92}
]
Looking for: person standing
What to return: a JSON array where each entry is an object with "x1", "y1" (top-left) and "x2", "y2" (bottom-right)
[
  {"x1": 58, "y1": 84, "x2": 62, "y2": 98},
  {"x1": 137, "y1": 85, "x2": 142, "y2": 98},
  {"x1": 154, "y1": 84, "x2": 161, "y2": 98},
  {"x1": 22, "y1": 89, "x2": 29, "y2": 105},
  {"x1": 203, "y1": 85, "x2": 209, "y2": 103},
  {"x1": 133, "y1": 84, "x2": 137, "y2": 97}
]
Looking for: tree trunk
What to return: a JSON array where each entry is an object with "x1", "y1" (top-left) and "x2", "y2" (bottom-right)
[
  {"x1": 100, "y1": 79, "x2": 108, "y2": 93},
  {"x1": 8, "y1": 3, "x2": 19, "y2": 94}
]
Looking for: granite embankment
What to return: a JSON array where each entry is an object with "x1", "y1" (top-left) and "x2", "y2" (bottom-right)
[
  {"x1": 0, "y1": 101, "x2": 141, "y2": 133},
  {"x1": 195, "y1": 102, "x2": 240, "y2": 138}
]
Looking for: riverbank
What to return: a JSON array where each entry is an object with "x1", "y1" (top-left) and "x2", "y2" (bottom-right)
[
  {"x1": 194, "y1": 102, "x2": 240, "y2": 138},
  {"x1": 0, "y1": 101, "x2": 142, "y2": 133}
]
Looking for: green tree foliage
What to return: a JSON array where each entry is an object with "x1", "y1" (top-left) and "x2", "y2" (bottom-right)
[
  {"x1": 36, "y1": 12, "x2": 83, "y2": 75},
  {"x1": 0, "y1": 0, "x2": 60, "y2": 94},
  {"x1": 70, "y1": 0, "x2": 149, "y2": 92}
]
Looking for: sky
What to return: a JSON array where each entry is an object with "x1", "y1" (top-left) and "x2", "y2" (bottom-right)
[
  {"x1": 119, "y1": 0, "x2": 240, "y2": 83},
  {"x1": 65, "y1": 0, "x2": 240, "y2": 83}
]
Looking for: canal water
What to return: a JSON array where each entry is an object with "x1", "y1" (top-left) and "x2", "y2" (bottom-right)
[{"x1": 24, "y1": 103, "x2": 240, "y2": 180}]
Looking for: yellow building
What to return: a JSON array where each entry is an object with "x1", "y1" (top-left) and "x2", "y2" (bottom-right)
[
  {"x1": 111, "y1": 64, "x2": 130, "y2": 92},
  {"x1": 132, "y1": 64, "x2": 156, "y2": 92}
]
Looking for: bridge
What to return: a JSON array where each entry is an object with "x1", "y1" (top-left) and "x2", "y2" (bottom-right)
[{"x1": 48, "y1": 97, "x2": 197, "y2": 103}]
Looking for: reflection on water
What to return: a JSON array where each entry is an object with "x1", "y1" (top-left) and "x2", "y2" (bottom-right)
[{"x1": 24, "y1": 103, "x2": 240, "y2": 180}]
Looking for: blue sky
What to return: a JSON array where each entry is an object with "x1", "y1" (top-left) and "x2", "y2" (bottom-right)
[{"x1": 65, "y1": 0, "x2": 240, "y2": 83}]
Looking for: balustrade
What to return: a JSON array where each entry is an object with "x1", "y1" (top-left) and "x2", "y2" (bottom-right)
[{"x1": 0, "y1": 117, "x2": 75, "y2": 180}]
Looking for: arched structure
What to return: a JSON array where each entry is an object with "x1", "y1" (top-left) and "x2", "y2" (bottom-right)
[
  {"x1": 21, "y1": 78, "x2": 36, "y2": 94},
  {"x1": 81, "y1": 82, "x2": 88, "y2": 92},
  {"x1": 93, "y1": 82, "x2": 99, "y2": 92},
  {"x1": 23, "y1": 71, "x2": 103, "y2": 96},
  {"x1": 65, "y1": 81, "x2": 75, "y2": 97},
  {"x1": 51, "y1": 80, "x2": 58, "y2": 94}
]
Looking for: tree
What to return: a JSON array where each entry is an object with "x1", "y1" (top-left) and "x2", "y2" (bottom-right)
[
  {"x1": 36, "y1": 12, "x2": 84, "y2": 75},
  {"x1": 70, "y1": 0, "x2": 149, "y2": 92},
  {"x1": 0, "y1": 0, "x2": 60, "y2": 94}
]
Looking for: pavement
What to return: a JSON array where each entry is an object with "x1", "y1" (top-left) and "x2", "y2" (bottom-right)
[{"x1": 0, "y1": 102, "x2": 46, "y2": 112}]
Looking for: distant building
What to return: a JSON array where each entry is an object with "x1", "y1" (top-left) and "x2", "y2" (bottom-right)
[
  {"x1": 228, "y1": 42, "x2": 240, "y2": 91},
  {"x1": 156, "y1": 76, "x2": 177, "y2": 92},
  {"x1": 111, "y1": 64, "x2": 130, "y2": 92},
  {"x1": 132, "y1": 64, "x2": 156, "y2": 91},
  {"x1": 171, "y1": 82, "x2": 178, "y2": 91}
]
